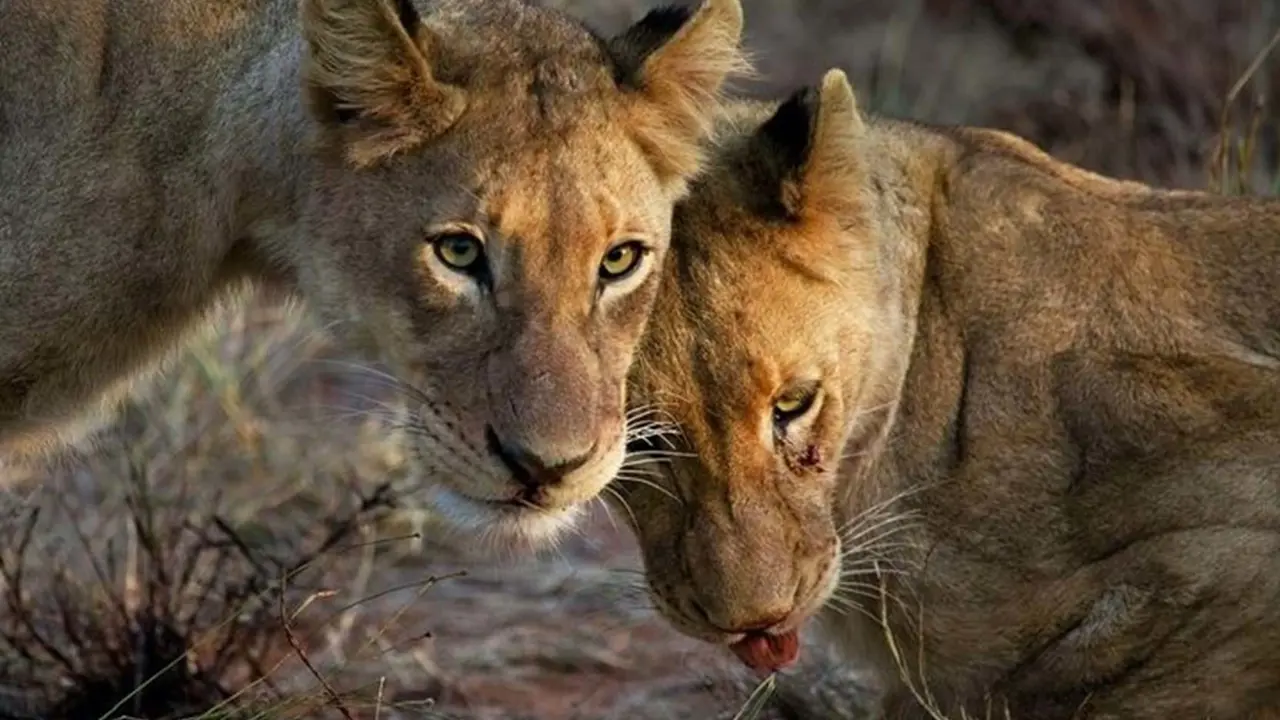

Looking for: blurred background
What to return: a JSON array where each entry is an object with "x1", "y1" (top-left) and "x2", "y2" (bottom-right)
[{"x1": 2, "y1": 1, "x2": 1277, "y2": 718}]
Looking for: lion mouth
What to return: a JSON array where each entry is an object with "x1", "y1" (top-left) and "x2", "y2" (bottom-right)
[
  {"x1": 484, "y1": 494, "x2": 549, "y2": 512},
  {"x1": 423, "y1": 484, "x2": 583, "y2": 549},
  {"x1": 729, "y1": 630, "x2": 801, "y2": 675},
  {"x1": 456, "y1": 488, "x2": 554, "y2": 514},
  {"x1": 694, "y1": 568, "x2": 837, "y2": 675}
]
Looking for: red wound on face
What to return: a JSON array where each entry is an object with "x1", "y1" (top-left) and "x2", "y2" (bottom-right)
[
  {"x1": 798, "y1": 444, "x2": 822, "y2": 468},
  {"x1": 729, "y1": 630, "x2": 801, "y2": 674},
  {"x1": 784, "y1": 444, "x2": 824, "y2": 474}
]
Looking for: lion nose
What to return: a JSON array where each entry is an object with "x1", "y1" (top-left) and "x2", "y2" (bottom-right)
[{"x1": 486, "y1": 426, "x2": 594, "y2": 490}]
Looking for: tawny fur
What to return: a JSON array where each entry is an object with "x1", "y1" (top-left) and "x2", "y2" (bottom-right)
[
  {"x1": 0, "y1": 0, "x2": 747, "y2": 549},
  {"x1": 623, "y1": 69, "x2": 1280, "y2": 718}
]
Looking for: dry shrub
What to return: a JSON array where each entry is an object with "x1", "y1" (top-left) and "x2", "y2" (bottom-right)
[{"x1": 0, "y1": 469, "x2": 397, "y2": 720}]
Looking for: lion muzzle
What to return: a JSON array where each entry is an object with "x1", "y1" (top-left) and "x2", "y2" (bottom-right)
[{"x1": 485, "y1": 325, "x2": 608, "y2": 498}]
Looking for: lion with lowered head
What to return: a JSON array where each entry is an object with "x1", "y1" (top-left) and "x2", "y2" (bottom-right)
[
  {"x1": 0, "y1": 0, "x2": 747, "y2": 548},
  {"x1": 623, "y1": 68, "x2": 1280, "y2": 719}
]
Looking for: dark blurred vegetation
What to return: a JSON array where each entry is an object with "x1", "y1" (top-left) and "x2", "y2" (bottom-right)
[{"x1": 566, "y1": 0, "x2": 1279, "y2": 190}]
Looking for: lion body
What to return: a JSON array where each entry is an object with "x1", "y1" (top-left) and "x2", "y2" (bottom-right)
[
  {"x1": 849, "y1": 120, "x2": 1280, "y2": 719},
  {"x1": 0, "y1": 0, "x2": 745, "y2": 549},
  {"x1": 0, "y1": 0, "x2": 300, "y2": 454},
  {"x1": 625, "y1": 73, "x2": 1280, "y2": 718}
]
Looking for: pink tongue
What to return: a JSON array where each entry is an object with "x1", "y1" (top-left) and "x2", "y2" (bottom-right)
[{"x1": 729, "y1": 630, "x2": 800, "y2": 674}]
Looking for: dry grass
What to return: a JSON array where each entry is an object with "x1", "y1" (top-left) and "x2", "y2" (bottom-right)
[
  {"x1": 5, "y1": 1, "x2": 1280, "y2": 719},
  {"x1": 0, "y1": 461, "x2": 417, "y2": 719},
  {"x1": 0, "y1": 302, "x2": 461, "y2": 720}
]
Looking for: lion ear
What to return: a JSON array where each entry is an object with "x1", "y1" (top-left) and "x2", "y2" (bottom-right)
[
  {"x1": 754, "y1": 68, "x2": 866, "y2": 221},
  {"x1": 607, "y1": 0, "x2": 749, "y2": 185},
  {"x1": 301, "y1": 0, "x2": 467, "y2": 167}
]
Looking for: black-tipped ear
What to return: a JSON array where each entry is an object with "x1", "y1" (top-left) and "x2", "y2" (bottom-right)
[
  {"x1": 606, "y1": 6, "x2": 695, "y2": 88},
  {"x1": 748, "y1": 86, "x2": 820, "y2": 219},
  {"x1": 393, "y1": 0, "x2": 421, "y2": 32},
  {"x1": 605, "y1": 0, "x2": 748, "y2": 184},
  {"x1": 749, "y1": 69, "x2": 865, "y2": 221}
]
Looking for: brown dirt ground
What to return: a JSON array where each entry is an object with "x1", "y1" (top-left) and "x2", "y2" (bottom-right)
[{"x1": 4, "y1": 1, "x2": 1279, "y2": 719}]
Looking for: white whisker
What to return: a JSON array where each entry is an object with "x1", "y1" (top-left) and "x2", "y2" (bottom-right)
[
  {"x1": 623, "y1": 450, "x2": 696, "y2": 464},
  {"x1": 840, "y1": 513, "x2": 920, "y2": 551},
  {"x1": 612, "y1": 474, "x2": 682, "y2": 505},
  {"x1": 614, "y1": 465, "x2": 667, "y2": 480},
  {"x1": 836, "y1": 483, "x2": 934, "y2": 535},
  {"x1": 604, "y1": 486, "x2": 639, "y2": 529},
  {"x1": 824, "y1": 592, "x2": 886, "y2": 627},
  {"x1": 593, "y1": 496, "x2": 618, "y2": 533}
]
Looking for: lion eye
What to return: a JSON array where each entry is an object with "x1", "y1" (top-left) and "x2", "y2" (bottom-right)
[
  {"x1": 772, "y1": 389, "x2": 817, "y2": 428},
  {"x1": 432, "y1": 232, "x2": 485, "y2": 272},
  {"x1": 599, "y1": 240, "x2": 646, "y2": 281}
]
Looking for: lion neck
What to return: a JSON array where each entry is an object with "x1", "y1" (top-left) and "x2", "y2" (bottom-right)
[
  {"x1": 818, "y1": 119, "x2": 976, "y2": 692},
  {"x1": 833, "y1": 119, "x2": 950, "y2": 513},
  {"x1": 818, "y1": 121, "x2": 980, "y2": 687}
]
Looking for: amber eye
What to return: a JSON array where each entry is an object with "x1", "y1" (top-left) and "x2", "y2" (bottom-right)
[
  {"x1": 599, "y1": 240, "x2": 647, "y2": 281},
  {"x1": 773, "y1": 388, "x2": 818, "y2": 428},
  {"x1": 433, "y1": 232, "x2": 484, "y2": 272}
]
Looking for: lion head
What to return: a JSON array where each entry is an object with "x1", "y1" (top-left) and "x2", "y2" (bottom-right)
[
  {"x1": 287, "y1": 0, "x2": 747, "y2": 549},
  {"x1": 622, "y1": 70, "x2": 891, "y2": 669}
]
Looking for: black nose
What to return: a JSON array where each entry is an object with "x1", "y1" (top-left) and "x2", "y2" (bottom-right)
[{"x1": 485, "y1": 426, "x2": 593, "y2": 489}]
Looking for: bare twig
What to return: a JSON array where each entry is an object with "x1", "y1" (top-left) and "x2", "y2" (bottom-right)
[{"x1": 278, "y1": 573, "x2": 356, "y2": 720}]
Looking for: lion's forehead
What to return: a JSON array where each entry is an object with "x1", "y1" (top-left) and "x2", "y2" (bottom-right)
[
  {"x1": 470, "y1": 76, "x2": 618, "y2": 138},
  {"x1": 434, "y1": 0, "x2": 611, "y2": 73},
  {"x1": 445, "y1": 19, "x2": 623, "y2": 140},
  {"x1": 485, "y1": 168, "x2": 634, "y2": 256},
  {"x1": 447, "y1": 84, "x2": 670, "y2": 247},
  {"x1": 686, "y1": 294, "x2": 821, "y2": 381},
  {"x1": 472, "y1": 141, "x2": 665, "y2": 267}
]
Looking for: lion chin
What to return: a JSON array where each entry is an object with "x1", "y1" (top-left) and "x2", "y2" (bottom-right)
[{"x1": 421, "y1": 484, "x2": 585, "y2": 554}]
